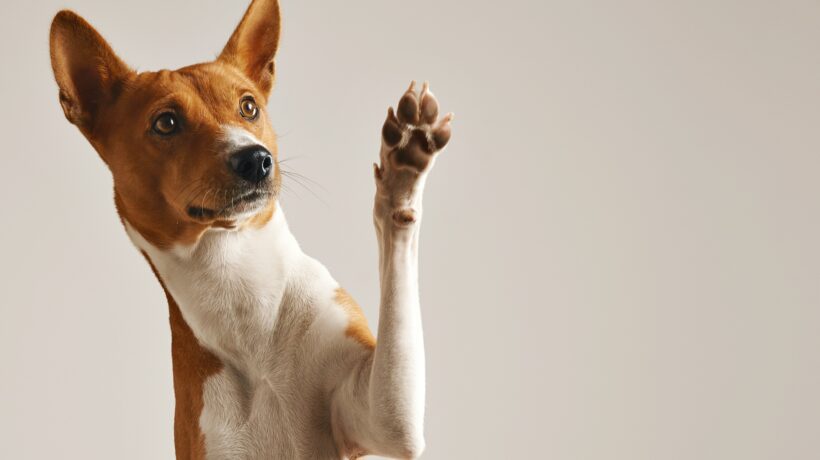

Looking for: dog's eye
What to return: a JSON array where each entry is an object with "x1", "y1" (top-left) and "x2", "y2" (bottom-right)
[
  {"x1": 153, "y1": 113, "x2": 178, "y2": 135},
  {"x1": 239, "y1": 97, "x2": 259, "y2": 120}
]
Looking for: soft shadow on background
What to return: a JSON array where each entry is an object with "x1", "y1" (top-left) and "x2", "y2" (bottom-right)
[{"x1": 1, "y1": 1, "x2": 819, "y2": 458}]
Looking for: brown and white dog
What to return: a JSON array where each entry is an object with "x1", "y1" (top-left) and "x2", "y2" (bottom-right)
[{"x1": 48, "y1": 1, "x2": 452, "y2": 458}]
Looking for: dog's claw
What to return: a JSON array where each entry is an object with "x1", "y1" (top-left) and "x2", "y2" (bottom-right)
[
  {"x1": 387, "y1": 106, "x2": 399, "y2": 123},
  {"x1": 419, "y1": 82, "x2": 438, "y2": 125}
]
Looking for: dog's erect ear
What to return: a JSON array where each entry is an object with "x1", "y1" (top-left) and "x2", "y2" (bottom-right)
[
  {"x1": 50, "y1": 10, "x2": 133, "y2": 134},
  {"x1": 219, "y1": 0, "x2": 281, "y2": 96}
]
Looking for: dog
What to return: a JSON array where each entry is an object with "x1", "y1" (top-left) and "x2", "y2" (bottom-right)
[{"x1": 48, "y1": 0, "x2": 452, "y2": 458}]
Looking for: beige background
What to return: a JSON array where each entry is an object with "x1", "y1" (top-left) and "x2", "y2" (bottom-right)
[{"x1": 1, "y1": 0, "x2": 819, "y2": 458}]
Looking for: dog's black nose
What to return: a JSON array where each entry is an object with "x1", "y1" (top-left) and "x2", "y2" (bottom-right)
[{"x1": 229, "y1": 147, "x2": 273, "y2": 183}]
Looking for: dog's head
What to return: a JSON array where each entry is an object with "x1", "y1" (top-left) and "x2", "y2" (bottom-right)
[{"x1": 49, "y1": 0, "x2": 282, "y2": 247}]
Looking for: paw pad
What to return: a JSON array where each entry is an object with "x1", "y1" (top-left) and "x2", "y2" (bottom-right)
[{"x1": 381, "y1": 81, "x2": 453, "y2": 171}]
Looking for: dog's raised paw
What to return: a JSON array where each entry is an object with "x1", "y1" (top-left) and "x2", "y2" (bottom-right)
[{"x1": 380, "y1": 81, "x2": 452, "y2": 172}]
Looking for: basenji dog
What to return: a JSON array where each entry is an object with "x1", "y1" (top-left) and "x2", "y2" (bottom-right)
[{"x1": 48, "y1": 0, "x2": 452, "y2": 458}]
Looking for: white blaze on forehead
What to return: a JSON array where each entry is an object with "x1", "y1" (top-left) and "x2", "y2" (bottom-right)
[{"x1": 221, "y1": 125, "x2": 266, "y2": 152}]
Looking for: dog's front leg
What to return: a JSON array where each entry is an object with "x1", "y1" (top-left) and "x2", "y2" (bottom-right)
[
  {"x1": 371, "y1": 81, "x2": 451, "y2": 458},
  {"x1": 333, "y1": 82, "x2": 451, "y2": 459}
]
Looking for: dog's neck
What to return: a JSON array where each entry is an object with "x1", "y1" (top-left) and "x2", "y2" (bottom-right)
[{"x1": 125, "y1": 203, "x2": 320, "y2": 374}]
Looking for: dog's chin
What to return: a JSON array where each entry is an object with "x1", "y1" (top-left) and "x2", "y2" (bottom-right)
[
  {"x1": 186, "y1": 190, "x2": 273, "y2": 224},
  {"x1": 222, "y1": 190, "x2": 272, "y2": 220}
]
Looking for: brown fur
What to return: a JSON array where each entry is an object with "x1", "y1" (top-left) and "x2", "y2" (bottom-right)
[
  {"x1": 167, "y1": 294, "x2": 223, "y2": 459},
  {"x1": 335, "y1": 288, "x2": 377, "y2": 349},
  {"x1": 143, "y1": 254, "x2": 223, "y2": 460},
  {"x1": 219, "y1": 0, "x2": 281, "y2": 96}
]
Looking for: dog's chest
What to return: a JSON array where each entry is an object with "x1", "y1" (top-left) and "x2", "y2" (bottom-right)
[
  {"x1": 130, "y1": 212, "x2": 302, "y2": 357},
  {"x1": 127, "y1": 215, "x2": 359, "y2": 458},
  {"x1": 164, "y1": 233, "x2": 289, "y2": 360},
  {"x1": 200, "y1": 359, "x2": 342, "y2": 459}
]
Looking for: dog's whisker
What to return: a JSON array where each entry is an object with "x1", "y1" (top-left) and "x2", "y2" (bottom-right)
[
  {"x1": 279, "y1": 171, "x2": 330, "y2": 208},
  {"x1": 183, "y1": 179, "x2": 215, "y2": 206},
  {"x1": 277, "y1": 154, "x2": 304, "y2": 164},
  {"x1": 185, "y1": 183, "x2": 210, "y2": 209},
  {"x1": 280, "y1": 169, "x2": 328, "y2": 192},
  {"x1": 176, "y1": 177, "x2": 210, "y2": 201},
  {"x1": 278, "y1": 182, "x2": 304, "y2": 201}
]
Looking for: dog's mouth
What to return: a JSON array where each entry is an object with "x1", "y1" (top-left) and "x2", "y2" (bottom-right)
[{"x1": 187, "y1": 189, "x2": 272, "y2": 221}]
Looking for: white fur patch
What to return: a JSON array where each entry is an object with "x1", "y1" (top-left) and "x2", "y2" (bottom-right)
[{"x1": 221, "y1": 125, "x2": 266, "y2": 153}]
